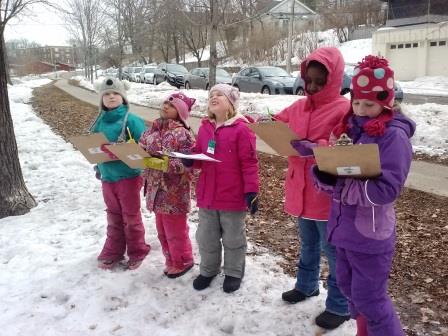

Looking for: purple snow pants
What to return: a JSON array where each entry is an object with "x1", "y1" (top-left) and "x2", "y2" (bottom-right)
[
  {"x1": 155, "y1": 213, "x2": 193, "y2": 269},
  {"x1": 98, "y1": 176, "x2": 150, "y2": 263},
  {"x1": 336, "y1": 247, "x2": 404, "y2": 336}
]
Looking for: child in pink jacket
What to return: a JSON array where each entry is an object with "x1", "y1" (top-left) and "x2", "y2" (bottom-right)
[
  {"x1": 139, "y1": 92, "x2": 196, "y2": 278},
  {"x1": 274, "y1": 47, "x2": 351, "y2": 330},
  {"x1": 183, "y1": 84, "x2": 259, "y2": 293}
]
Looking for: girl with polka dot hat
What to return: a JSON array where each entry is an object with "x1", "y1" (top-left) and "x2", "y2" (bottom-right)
[{"x1": 313, "y1": 55, "x2": 416, "y2": 336}]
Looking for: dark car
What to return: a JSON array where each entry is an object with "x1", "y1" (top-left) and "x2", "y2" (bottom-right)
[
  {"x1": 153, "y1": 63, "x2": 189, "y2": 88},
  {"x1": 184, "y1": 67, "x2": 232, "y2": 90},
  {"x1": 232, "y1": 66, "x2": 295, "y2": 95}
]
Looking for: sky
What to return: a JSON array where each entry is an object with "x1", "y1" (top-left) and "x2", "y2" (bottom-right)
[{"x1": 4, "y1": 3, "x2": 71, "y2": 46}]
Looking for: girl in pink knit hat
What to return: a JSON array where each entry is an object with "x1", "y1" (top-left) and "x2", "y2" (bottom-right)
[{"x1": 138, "y1": 92, "x2": 196, "y2": 278}]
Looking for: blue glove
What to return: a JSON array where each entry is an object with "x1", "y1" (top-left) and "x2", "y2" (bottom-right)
[
  {"x1": 181, "y1": 158, "x2": 194, "y2": 168},
  {"x1": 290, "y1": 139, "x2": 316, "y2": 157},
  {"x1": 244, "y1": 192, "x2": 258, "y2": 215}
]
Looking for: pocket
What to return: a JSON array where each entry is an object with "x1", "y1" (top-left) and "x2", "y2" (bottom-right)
[{"x1": 354, "y1": 204, "x2": 395, "y2": 240}]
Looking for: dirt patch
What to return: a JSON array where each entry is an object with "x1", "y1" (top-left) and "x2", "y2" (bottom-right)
[{"x1": 31, "y1": 82, "x2": 448, "y2": 335}]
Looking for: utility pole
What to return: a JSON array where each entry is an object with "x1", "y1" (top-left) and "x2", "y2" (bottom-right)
[{"x1": 286, "y1": 0, "x2": 295, "y2": 74}]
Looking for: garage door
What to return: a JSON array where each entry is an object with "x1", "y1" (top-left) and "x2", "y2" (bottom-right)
[
  {"x1": 387, "y1": 42, "x2": 419, "y2": 81},
  {"x1": 427, "y1": 40, "x2": 448, "y2": 76}
]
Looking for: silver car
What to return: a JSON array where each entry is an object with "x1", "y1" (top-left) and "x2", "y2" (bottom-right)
[
  {"x1": 139, "y1": 66, "x2": 157, "y2": 84},
  {"x1": 184, "y1": 68, "x2": 232, "y2": 90},
  {"x1": 232, "y1": 66, "x2": 295, "y2": 95}
]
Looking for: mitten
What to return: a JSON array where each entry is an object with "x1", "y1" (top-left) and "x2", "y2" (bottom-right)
[
  {"x1": 244, "y1": 192, "x2": 259, "y2": 215},
  {"x1": 312, "y1": 165, "x2": 337, "y2": 186},
  {"x1": 181, "y1": 158, "x2": 194, "y2": 168},
  {"x1": 93, "y1": 165, "x2": 101, "y2": 180},
  {"x1": 143, "y1": 155, "x2": 169, "y2": 172},
  {"x1": 290, "y1": 139, "x2": 317, "y2": 157},
  {"x1": 100, "y1": 144, "x2": 118, "y2": 160}
]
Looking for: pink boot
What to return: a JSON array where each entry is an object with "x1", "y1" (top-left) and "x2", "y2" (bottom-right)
[{"x1": 356, "y1": 315, "x2": 368, "y2": 336}]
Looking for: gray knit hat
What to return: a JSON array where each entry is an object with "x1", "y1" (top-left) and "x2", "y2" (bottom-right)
[{"x1": 94, "y1": 77, "x2": 130, "y2": 108}]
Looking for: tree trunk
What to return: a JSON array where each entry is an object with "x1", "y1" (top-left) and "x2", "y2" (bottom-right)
[
  {"x1": 0, "y1": 33, "x2": 37, "y2": 219},
  {"x1": 208, "y1": 0, "x2": 218, "y2": 89},
  {"x1": 2, "y1": 37, "x2": 12, "y2": 85}
]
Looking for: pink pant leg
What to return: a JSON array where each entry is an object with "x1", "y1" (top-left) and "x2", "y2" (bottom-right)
[
  {"x1": 155, "y1": 213, "x2": 172, "y2": 267},
  {"x1": 162, "y1": 213, "x2": 193, "y2": 268},
  {"x1": 116, "y1": 176, "x2": 150, "y2": 262},
  {"x1": 98, "y1": 181, "x2": 126, "y2": 261}
]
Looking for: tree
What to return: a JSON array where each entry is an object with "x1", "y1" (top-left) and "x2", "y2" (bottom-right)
[{"x1": 0, "y1": 0, "x2": 51, "y2": 218}]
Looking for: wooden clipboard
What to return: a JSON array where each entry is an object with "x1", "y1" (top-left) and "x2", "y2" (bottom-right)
[
  {"x1": 248, "y1": 121, "x2": 299, "y2": 157},
  {"x1": 313, "y1": 143, "x2": 381, "y2": 178},
  {"x1": 69, "y1": 133, "x2": 117, "y2": 164},
  {"x1": 105, "y1": 143, "x2": 151, "y2": 169}
]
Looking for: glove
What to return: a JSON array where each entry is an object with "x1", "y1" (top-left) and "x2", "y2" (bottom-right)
[
  {"x1": 100, "y1": 144, "x2": 118, "y2": 160},
  {"x1": 143, "y1": 155, "x2": 169, "y2": 172},
  {"x1": 290, "y1": 139, "x2": 317, "y2": 157},
  {"x1": 181, "y1": 158, "x2": 194, "y2": 168},
  {"x1": 244, "y1": 192, "x2": 258, "y2": 215},
  {"x1": 93, "y1": 165, "x2": 101, "y2": 180},
  {"x1": 313, "y1": 165, "x2": 337, "y2": 186}
]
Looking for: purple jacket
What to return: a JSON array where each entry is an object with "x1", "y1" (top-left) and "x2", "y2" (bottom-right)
[
  {"x1": 321, "y1": 111, "x2": 415, "y2": 254},
  {"x1": 192, "y1": 115, "x2": 259, "y2": 211}
]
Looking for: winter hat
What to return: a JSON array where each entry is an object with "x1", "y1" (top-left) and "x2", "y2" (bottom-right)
[
  {"x1": 351, "y1": 55, "x2": 395, "y2": 109},
  {"x1": 94, "y1": 77, "x2": 130, "y2": 108},
  {"x1": 164, "y1": 92, "x2": 196, "y2": 126},
  {"x1": 209, "y1": 83, "x2": 240, "y2": 110}
]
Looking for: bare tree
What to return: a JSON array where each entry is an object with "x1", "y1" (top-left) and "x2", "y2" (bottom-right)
[{"x1": 0, "y1": 0, "x2": 53, "y2": 218}]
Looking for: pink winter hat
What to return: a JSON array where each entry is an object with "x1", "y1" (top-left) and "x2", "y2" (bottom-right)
[
  {"x1": 351, "y1": 55, "x2": 395, "y2": 109},
  {"x1": 209, "y1": 83, "x2": 240, "y2": 110},
  {"x1": 164, "y1": 92, "x2": 196, "y2": 126}
]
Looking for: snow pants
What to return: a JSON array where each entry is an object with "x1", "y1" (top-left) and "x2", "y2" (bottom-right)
[
  {"x1": 155, "y1": 213, "x2": 193, "y2": 268},
  {"x1": 98, "y1": 176, "x2": 150, "y2": 263},
  {"x1": 196, "y1": 209, "x2": 247, "y2": 278},
  {"x1": 336, "y1": 247, "x2": 404, "y2": 336}
]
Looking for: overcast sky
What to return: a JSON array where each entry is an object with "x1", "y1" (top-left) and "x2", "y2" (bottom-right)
[{"x1": 4, "y1": 3, "x2": 70, "y2": 46}]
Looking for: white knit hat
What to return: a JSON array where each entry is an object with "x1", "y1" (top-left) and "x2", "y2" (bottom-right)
[{"x1": 94, "y1": 77, "x2": 130, "y2": 109}]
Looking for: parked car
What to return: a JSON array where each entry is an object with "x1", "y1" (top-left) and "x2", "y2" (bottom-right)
[
  {"x1": 232, "y1": 66, "x2": 295, "y2": 94},
  {"x1": 120, "y1": 66, "x2": 130, "y2": 80},
  {"x1": 293, "y1": 64, "x2": 404, "y2": 102},
  {"x1": 153, "y1": 63, "x2": 189, "y2": 88},
  {"x1": 140, "y1": 65, "x2": 157, "y2": 84},
  {"x1": 128, "y1": 66, "x2": 142, "y2": 82},
  {"x1": 184, "y1": 67, "x2": 232, "y2": 90}
]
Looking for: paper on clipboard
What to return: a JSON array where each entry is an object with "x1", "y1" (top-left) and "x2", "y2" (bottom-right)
[
  {"x1": 167, "y1": 152, "x2": 221, "y2": 162},
  {"x1": 105, "y1": 143, "x2": 151, "y2": 169},
  {"x1": 247, "y1": 121, "x2": 299, "y2": 157},
  {"x1": 69, "y1": 133, "x2": 117, "y2": 164},
  {"x1": 313, "y1": 143, "x2": 381, "y2": 178}
]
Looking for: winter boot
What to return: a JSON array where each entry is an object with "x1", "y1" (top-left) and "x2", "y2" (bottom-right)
[
  {"x1": 127, "y1": 259, "x2": 143, "y2": 270},
  {"x1": 315, "y1": 310, "x2": 350, "y2": 330},
  {"x1": 356, "y1": 314, "x2": 368, "y2": 336},
  {"x1": 167, "y1": 263, "x2": 194, "y2": 279},
  {"x1": 282, "y1": 288, "x2": 319, "y2": 303},
  {"x1": 223, "y1": 276, "x2": 242, "y2": 293},
  {"x1": 193, "y1": 274, "x2": 216, "y2": 290},
  {"x1": 98, "y1": 259, "x2": 120, "y2": 270}
]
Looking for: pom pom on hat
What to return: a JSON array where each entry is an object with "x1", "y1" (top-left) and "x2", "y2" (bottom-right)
[
  {"x1": 351, "y1": 55, "x2": 395, "y2": 109},
  {"x1": 164, "y1": 92, "x2": 196, "y2": 126}
]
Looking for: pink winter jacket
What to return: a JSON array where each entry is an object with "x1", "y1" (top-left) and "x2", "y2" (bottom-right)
[
  {"x1": 192, "y1": 115, "x2": 259, "y2": 211},
  {"x1": 139, "y1": 118, "x2": 195, "y2": 214},
  {"x1": 274, "y1": 47, "x2": 350, "y2": 220}
]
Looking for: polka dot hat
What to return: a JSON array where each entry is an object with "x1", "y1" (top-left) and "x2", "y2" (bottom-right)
[{"x1": 351, "y1": 55, "x2": 395, "y2": 109}]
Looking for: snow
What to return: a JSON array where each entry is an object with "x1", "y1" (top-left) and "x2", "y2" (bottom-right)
[{"x1": 1, "y1": 78, "x2": 356, "y2": 335}]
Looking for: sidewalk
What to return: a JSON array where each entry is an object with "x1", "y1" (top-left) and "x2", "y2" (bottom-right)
[{"x1": 54, "y1": 78, "x2": 448, "y2": 198}]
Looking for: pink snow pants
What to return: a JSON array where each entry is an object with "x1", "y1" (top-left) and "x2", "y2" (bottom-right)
[
  {"x1": 98, "y1": 176, "x2": 150, "y2": 263},
  {"x1": 155, "y1": 213, "x2": 193, "y2": 268}
]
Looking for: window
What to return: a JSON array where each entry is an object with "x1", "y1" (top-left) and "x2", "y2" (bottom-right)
[
  {"x1": 413, "y1": 43, "x2": 418, "y2": 48},
  {"x1": 398, "y1": 44, "x2": 404, "y2": 49},
  {"x1": 390, "y1": 44, "x2": 396, "y2": 49},
  {"x1": 405, "y1": 43, "x2": 411, "y2": 48},
  {"x1": 430, "y1": 41, "x2": 437, "y2": 47},
  {"x1": 439, "y1": 41, "x2": 446, "y2": 46}
]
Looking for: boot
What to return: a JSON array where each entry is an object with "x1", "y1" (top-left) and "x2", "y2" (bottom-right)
[
  {"x1": 167, "y1": 263, "x2": 194, "y2": 278},
  {"x1": 193, "y1": 274, "x2": 216, "y2": 290},
  {"x1": 223, "y1": 276, "x2": 242, "y2": 293},
  {"x1": 356, "y1": 314, "x2": 368, "y2": 336},
  {"x1": 315, "y1": 310, "x2": 350, "y2": 330},
  {"x1": 282, "y1": 288, "x2": 319, "y2": 303}
]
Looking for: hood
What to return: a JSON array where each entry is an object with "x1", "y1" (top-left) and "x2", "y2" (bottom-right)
[
  {"x1": 300, "y1": 47, "x2": 345, "y2": 105},
  {"x1": 168, "y1": 70, "x2": 187, "y2": 76},
  {"x1": 389, "y1": 110, "x2": 416, "y2": 138}
]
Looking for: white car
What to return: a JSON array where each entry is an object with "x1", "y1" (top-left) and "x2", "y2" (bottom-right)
[
  {"x1": 140, "y1": 66, "x2": 157, "y2": 84},
  {"x1": 129, "y1": 67, "x2": 142, "y2": 82}
]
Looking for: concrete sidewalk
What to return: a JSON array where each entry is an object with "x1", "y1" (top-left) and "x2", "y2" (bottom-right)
[{"x1": 54, "y1": 79, "x2": 448, "y2": 198}]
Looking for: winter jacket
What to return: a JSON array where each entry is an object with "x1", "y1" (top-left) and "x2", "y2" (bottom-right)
[
  {"x1": 192, "y1": 115, "x2": 259, "y2": 211},
  {"x1": 92, "y1": 104, "x2": 146, "y2": 182},
  {"x1": 274, "y1": 47, "x2": 350, "y2": 219},
  {"x1": 139, "y1": 118, "x2": 195, "y2": 214},
  {"x1": 321, "y1": 111, "x2": 416, "y2": 254}
]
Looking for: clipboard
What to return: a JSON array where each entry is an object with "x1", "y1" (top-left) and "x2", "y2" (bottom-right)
[
  {"x1": 69, "y1": 133, "x2": 117, "y2": 164},
  {"x1": 313, "y1": 143, "x2": 381, "y2": 178},
  {"x1": 248, "y1": 121, "x2": 299, "y2": 157},
  {"x1": 105, "y1": 143, "x2": 151, "y2": 169}
]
